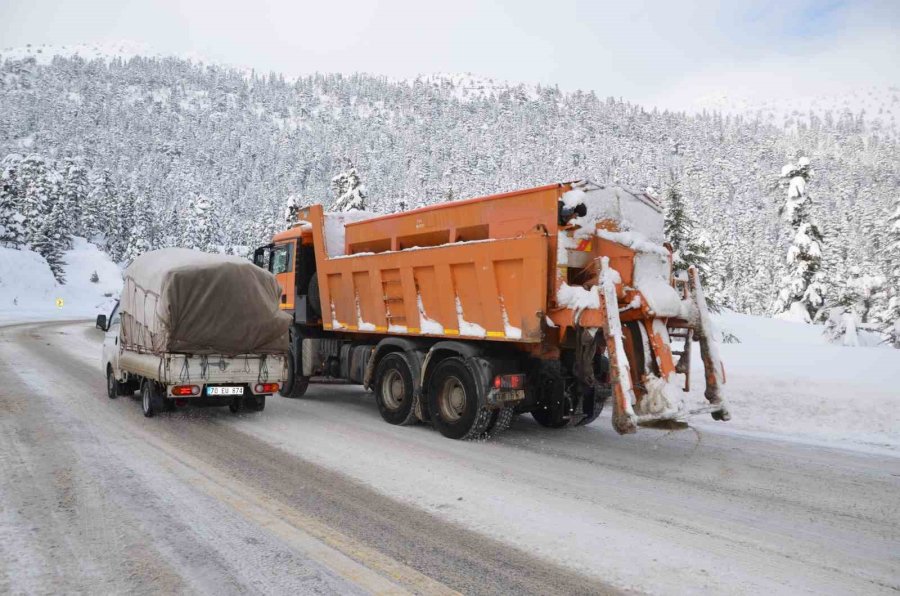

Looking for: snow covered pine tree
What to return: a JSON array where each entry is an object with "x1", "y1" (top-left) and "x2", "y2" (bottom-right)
[
  {"x1": 663, "y1": 181, "x2": 715, "y2": 309},
  {"x1": 0, "y1": 154, "x2": 26, "y2": 248},
  {"x1": 823, "y1": 267, "x2": 885, "y2": 346},
  {"x1": 882, "y1": 195, "x2": 900, "y2": 347},
  {"x1": 773, "y1": 157, "x2": 827, "y2": 323},
  {"x1": 83, "y1": 168, "x2": 117, "y2": 244},
  {"x1": 285, "y1": 194, "x2": 304, "y2": 226},
  {"x1": 182, "y1": 193, "x2": 217, "y2": 252},
  {"x1": 28, "y1": 167, "x2": 69, "y2": 284},
  {"x1": 330, "y1": 168, "x2": 367, "y2": 212},
  {"x1": 123, "y1": 192, "x2": 154, "y2": 264}
]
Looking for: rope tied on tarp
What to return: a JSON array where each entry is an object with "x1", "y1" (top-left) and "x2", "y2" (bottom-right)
[
  {"x1": 258, "y1": 355, "x2": 269, "y2": 383},
  {"x1": 179, "y1": 357, "x2": 190, "y2": 383}
]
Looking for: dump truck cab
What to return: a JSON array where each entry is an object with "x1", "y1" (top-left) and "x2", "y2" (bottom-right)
[{"x1": 255, "y1": 181, "x2": 730, "y2": 440}]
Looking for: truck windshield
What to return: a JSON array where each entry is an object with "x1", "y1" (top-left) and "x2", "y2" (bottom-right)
[{"x1": 271, "y1": 244, "x2": 292, "y2": 274}]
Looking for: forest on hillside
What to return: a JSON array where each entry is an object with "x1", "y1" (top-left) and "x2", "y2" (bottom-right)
[{"x1": 0, "y1": 54, "x2": 897, "y2": 334}]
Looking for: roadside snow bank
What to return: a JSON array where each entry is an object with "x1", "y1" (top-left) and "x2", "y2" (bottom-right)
[
  {"x1": 686, "y1": 311, "x2": 900, "y2": 453},
  {"x1": 0, "y1": 238, "x2": 121, "y2": 323}
]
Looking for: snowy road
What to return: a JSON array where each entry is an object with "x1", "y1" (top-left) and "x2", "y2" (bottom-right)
[{"x1": 2, "y1": 321, "x2": 899, "y2": 595}]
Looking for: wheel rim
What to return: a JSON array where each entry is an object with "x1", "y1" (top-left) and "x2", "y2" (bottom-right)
[
  {"x1": 438, "y1": 376, "x2": 466, "y2": 422},
  {"x1": 381, "y1": 369, "x2": 405, "y2": 410},
  {"x1": 142, "y1": 386, "x2": 150, "y2": 412}
]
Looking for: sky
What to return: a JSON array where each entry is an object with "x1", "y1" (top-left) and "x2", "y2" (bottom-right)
[{"x1": 1, "y1": 0, "x2": 898, "y2": 109}]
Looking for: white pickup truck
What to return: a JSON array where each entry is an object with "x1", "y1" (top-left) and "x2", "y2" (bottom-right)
[
  {"x1": 98, "y1": 302, "x2": 287, "y2": 417},
  {"x1": 99, "y1": 248, "x2": 291, "y2": 418}
]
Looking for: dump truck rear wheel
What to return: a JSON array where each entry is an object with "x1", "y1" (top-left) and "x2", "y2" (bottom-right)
[
  {"x1": 575, "y1": 386, "x2": 610, "y2": 426},
  {"x1": 280, "y1": 349, "x2": 310, "y2": 398},
  {"x1": 530, "y1": 406, "x2": 570, "y2": 428},
  {"x1": 374, "y1": 352, "x2": 418, "y2": 425},
  {"x1": 481, "y1": 407, "x2": 515, "y2": 439},
  {"x1": 427, "y1": 358, "x2": 491, "y2": 440}
]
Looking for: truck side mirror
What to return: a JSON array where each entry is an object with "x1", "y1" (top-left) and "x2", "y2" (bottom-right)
[{"x1": 96, "y1": 314, "x2": 107, "y2": 330}]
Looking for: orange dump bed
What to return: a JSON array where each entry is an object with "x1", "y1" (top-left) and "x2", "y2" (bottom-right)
[{"x1": 288, "y1": 184, "x2": 572, "y2": 343}]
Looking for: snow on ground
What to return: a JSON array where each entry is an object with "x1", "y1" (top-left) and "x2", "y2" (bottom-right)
[
  {"x1": 685, "y1": 311, "x2": 900, "y2": 454},
  {"x1": 0, "y1": 238, "x2": 121, "y2": 324},
  {"x1": 10, "y1": 319, "x2": 898, "y2": 596}
]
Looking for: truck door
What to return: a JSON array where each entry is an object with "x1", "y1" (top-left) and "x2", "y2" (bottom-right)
[
  {"x1": 271, "y1": 242, "x2": 296, "y2": 311},
  {"x1": 102, "y1": 301, "x2": 123, "y2": 377}
]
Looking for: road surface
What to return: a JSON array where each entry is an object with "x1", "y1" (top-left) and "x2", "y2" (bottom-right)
[{"x1": 1, "y1": 320, "x2": 898, "y2": 595}]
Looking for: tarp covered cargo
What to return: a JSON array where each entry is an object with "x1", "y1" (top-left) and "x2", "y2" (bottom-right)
[{"x1": 120, "y1": 248, "x2": 291, "y2": 355}]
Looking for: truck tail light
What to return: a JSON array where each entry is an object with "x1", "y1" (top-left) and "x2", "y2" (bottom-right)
[
  {"x1": 254, "y1": 383, "x2": 279, "y2": 394},
  {"x1": 172, "y1": 385, "x2": 200, "y2": 396},
  {"x1": 493, "y1": 374, "x2": 525, "y2": 390}
]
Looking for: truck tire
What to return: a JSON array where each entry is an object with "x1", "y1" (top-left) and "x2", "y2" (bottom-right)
[
  {"x1": 107, "y1": 365, "x2": 135, "y2": 398},
  {"x1": 280, "y1": 349, "x2": 310, "y2": 399},
  {"x1": 246, "y1": 395, "x2": 266, "y2": 412},
  {"x1": 531, "y1": 406, "x2": 570, "y2": 428},
  {"x1": 141, "y1": 381, "x2": 163, "y2": 418},
  {"x1": 426, "y1": 357, "x2": 492, "y2": 440},
  {"x1": 107, "y1": 365, "x2": 119, "y2": 399},
  {"x1": 374, "y1": 352, "x2": 418, "y2": 426},
  {"x1": 481, "y1": 407, "x2": 515, "y2": 439}
]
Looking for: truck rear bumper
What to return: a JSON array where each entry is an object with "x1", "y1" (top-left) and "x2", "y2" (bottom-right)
[{"x1": 118, "y1": 351, "x2": 287, "y2": 391}]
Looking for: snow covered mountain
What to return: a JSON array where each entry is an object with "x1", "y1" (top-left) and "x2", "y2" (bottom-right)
[
  {"x1": 0, "y1": 40, "x2": 208, "y2": 66},
  {"x1": 405, "y1": 72, "x2": 541, "y2": 103},
  {"x1": 691, "y1": 86, "x2": 900, "y2": 138},
  {"x1": 0, "y1": 44, "x2": 897, "y2": 322}
]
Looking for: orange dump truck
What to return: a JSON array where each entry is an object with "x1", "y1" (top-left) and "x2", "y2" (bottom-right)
[{"x1": 253, "y1": 180, "x2": 730, "y2": 439}]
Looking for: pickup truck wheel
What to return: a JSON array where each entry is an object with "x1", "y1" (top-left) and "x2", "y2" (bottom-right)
[
  {"x1": 107, "y1": 366, "x2": 118, "y2": 399},
  {"x1": 374, "y1": 352, "x2": 417, "y2": 426},
  {"x1": 427, "y1": 358, "x2": 491, "y2": 440},
  {"x1": 228, "y1": 397, "x2": 242, "y2": 413},
  {"x1": 246, "y1": 395, "x2": 266, "y2": 412},
  {"x1": 280, "y1": 350, "x2": 310, "y2": 399},
  {"x1": 141, "y1": 381, "x2": 161, "y2": 418}
]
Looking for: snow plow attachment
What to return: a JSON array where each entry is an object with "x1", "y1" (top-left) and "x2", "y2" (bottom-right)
[
  {"x1": 601, "y1": 261, "x2": 730, "y2": 435},
  {"x1": 550, "y1": 182, "x2": 730, "y2": 435}
]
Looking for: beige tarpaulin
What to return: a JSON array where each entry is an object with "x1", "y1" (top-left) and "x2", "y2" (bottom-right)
[{"x1": 120, "y1": 248, "x2": 291, "y2": 355}]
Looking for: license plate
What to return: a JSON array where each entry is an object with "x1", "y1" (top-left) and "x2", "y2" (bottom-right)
[{"x1": 207, "y1": 386, "x2": 244, "y2": 396}]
